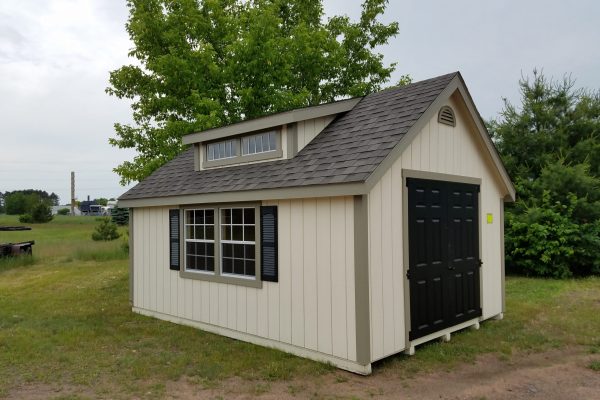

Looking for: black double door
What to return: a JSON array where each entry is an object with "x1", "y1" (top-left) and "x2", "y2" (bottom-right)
[{"x1": 407, "y1": 178, "x2": 481, "y2": 340}]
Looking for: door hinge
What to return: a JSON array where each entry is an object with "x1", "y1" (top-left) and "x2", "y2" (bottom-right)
[
  {"x1": 478, "y1": 259, "x2": 483, "y2": 267},
  {"x1": 406, "y1": 269, "x2": 411, "y2": 280}
]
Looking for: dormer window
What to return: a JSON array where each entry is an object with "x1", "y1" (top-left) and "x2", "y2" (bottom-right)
[
  {"x1": 207, "y1": 139, "x2": 237, "y2": 161},
  {"x1": 242, "y1": 131, "x2": 277, "y2": 156},
  {"x1": 203, "y1": 130, "x2": 283, "y2": 169}
]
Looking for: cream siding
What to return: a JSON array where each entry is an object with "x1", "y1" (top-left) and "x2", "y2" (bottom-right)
[
  {"x1": 132, "y1": 197, "x2": 357, "y2": 362},
  {"x1": 296, "y1": 116, "x2": 335, "y2": 152},
  {"x1": 367, "y1": 94, "x2": 506, "y2": 362}
]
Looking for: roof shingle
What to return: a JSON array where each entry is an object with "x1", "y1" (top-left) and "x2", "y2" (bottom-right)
[{"x1": 120, "y1": 72, "x2": 457, "y2": 201}]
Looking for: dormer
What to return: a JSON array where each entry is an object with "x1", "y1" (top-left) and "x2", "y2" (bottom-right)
[{"x1": 182, "y1": 98, "x2": 361, "y2": 171}]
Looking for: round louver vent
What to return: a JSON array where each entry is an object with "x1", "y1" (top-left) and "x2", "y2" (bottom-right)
[{"x1": 438, "y1": 106, "x2": 456, "y2": 127}]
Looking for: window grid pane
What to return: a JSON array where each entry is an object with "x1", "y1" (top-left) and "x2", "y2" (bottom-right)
[
  {"x1": 207, "y1": 139, "x2": 236, "y2": 161},
  {"x1": 184, "y1": 209, "x2": 215, "y2": 273},
  {"x1": 241, "y1": 131, "x2": 277, "y2": 156},
  {"x1": 220, "y1": 207, "x2": 256, "y2": 278}
]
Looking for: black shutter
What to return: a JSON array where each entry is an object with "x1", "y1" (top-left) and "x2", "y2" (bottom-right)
[
  {"x1": 169, "y1": 209, "x2": 180, "y2": 271},
  {"x1": 260, "y1": 206, "x2": 278, "y2": 282}
]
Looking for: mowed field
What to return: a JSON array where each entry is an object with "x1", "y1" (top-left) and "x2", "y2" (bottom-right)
[{"x1": 0, "y1": 215, "x2": 599, "y2": 399}]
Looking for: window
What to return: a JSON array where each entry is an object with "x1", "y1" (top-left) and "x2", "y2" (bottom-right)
[
  {"x1": 181, "y1": 204, "x2": 261, "y2": 286},
  {"x1": 242, "y1": 131, "x2": 277, "y2": 156},
  {"x1": 184, "y1": 209, "x2": 215, "y2": 273},
  {"x1": 203, "y1": 131, "x2": 282, "y2": 168},
  {"x1": 220, "y1": 208, "x2": 256, "y2": 278},
  {"x1": 207, "y1": 139, "x2": 236, "y2": 161}
]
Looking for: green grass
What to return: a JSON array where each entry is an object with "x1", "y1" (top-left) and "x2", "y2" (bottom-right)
[{"x1": 1, "y1": 214, "x2": 599, "y2": 398}]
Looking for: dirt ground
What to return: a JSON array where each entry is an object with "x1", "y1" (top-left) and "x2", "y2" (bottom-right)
[{"x1": 7, "y1": 348, "x2": 600, "y2": 399}]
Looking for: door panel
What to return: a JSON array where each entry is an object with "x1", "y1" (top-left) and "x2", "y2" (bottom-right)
[{"x1": 407, "y1": 178, "x2": 481, "y2": 341}]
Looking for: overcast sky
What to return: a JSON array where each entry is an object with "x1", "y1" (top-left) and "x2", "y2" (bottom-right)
[{"x1": 1, "y1": 1, "x2": 599, "y2": 204}]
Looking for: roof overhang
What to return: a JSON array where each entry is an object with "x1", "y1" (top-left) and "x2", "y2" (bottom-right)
[
  {"x1": 182, "y1": 97, "x2": 362, "y2": 145},
  {"x1": 117, "y1": 181, "x2": 366, "y2": 208}
]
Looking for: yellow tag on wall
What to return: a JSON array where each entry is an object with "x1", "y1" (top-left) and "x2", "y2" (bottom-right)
[{"x1": 486, "y1": 213, "x2": 493, "y2": 224}]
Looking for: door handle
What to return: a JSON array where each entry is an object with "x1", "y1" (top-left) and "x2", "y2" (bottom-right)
[{"x1": 448, "y1": 265, "x2": 455, "y2": 270}]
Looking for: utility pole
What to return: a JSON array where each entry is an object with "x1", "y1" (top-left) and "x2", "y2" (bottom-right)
[{"x1": 70, "y1": 171, "x2": 75, "y2": 215}]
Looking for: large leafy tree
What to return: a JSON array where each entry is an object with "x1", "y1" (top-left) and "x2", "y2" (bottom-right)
[
  {"x1": 108, "y1": 0, "x2": 399, "y2": 184},
  {"x1": 488, "y1": 70, "x2": 600, "y2": 277}
]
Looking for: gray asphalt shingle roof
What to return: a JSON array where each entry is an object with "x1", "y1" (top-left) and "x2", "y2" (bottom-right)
[{"x1": 120, "y1": 72, "x2": 457, "y2": 201}]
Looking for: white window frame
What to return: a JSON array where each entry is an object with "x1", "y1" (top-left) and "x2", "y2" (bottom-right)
[
  {"x1": 220, "y1": 207, "x2": 256, "y2": 279},
  {"x1": 183, "y1": 208, "x2": 216, "y2": 275},
  {"x1": 179, "y1": 203, "x2": 262, "y2": 288}
]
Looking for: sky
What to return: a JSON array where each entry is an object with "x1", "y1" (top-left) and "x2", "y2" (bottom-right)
[{"x1": 1, "y1": 0, "x2": 599, "y2": 205}]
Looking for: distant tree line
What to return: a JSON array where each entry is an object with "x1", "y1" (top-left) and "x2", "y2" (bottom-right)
[
  {"x1": 488, "y1": 70, "x2": 600, "y2": 278},
  {"x1": 0, "y1": 190, "x2": 59, "y2": 215}
]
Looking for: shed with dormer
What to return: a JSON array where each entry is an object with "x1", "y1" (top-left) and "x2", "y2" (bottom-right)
[{"x1": 118, "y1": 72, "x2": 515, "y2": 374}]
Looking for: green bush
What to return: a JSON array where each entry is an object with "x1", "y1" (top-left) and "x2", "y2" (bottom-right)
[
  {"x1": 506, "y1": 191, "x2": 600, "y2": 278},
  {"x1": 57, "y1": 208, "x2": 70, "y2": 215},
  {"x1": 111, "y1": 207, "x2": 129, "y2": 226},
  {"x1": 31, "y1": 203, "x2": 53, "y2": 223},
  {"x1": 18, "y1": 214, "x2": 33, "y2": 223},
  {"x1": 17, "y1": 203, "x2": 53, "y2": 224},
  {"x1": 91, "y1": 218, "x2": 121, "y2": 241}
]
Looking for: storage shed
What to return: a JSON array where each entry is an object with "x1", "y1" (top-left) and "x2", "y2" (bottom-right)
[{"x1": 119, "y1": 72, "x2": 515, "y2": 375}]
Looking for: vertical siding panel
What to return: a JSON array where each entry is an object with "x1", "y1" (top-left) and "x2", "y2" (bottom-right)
[
  {"x1": 330, "y1": 197, "x2": 347, "y2": 359},
  {"x1": 177, "y1": 256, "x2": 185, "y2": 318},
  {"x1": 303, "y1": 198, "x2": 318, "y2": 351},
  {"x1": 257, "y1": 280, "x2": 269, "y2": 338},
  {"x1": 150, "y1": 208, "x2": 157, "y2": 312},
  {"x1": 420, "y1": 121, "x2": 430, "y2": 170},
  {"x1": 218, "y1": 284, "x2": 228, "y2": 327},
  {"x1": 209, "y1": 282, "x2": 219, "y2": 324},
  {"x1": 430, "y1": 119, "x2": 439, "y2": 173},
  {"x1": 391, "y1": 159, "x2": 405, "y2": 349},
  {"x1": 144, "y1": 209, "x2": 150, "y2": 309},
  {"x1": 246, "y1": 287, "x2": 258, "y2": 335},
  {"x1": 316, "y1": 198, "x2": 332, "y2": 355},
  {"x1": 141, "y1": 208, "x2": 147, "y2": 309},
  {"x1": 133, "y1": 209, "x2": 141, "y2": 308},
  {"x1": 381, "y1": 171, "x2": 395, "y2": 356},
  {"x1": 161, "y1": 208, "x2": 169, "y2": 314},
  {"x1": 227, "y1": 284, "x2": 236, "y2": 330},
  {"x1": 345, "y1": 197, "x2": 357, "y2": 361},
  {"x1": 201, "y1": 281, "x2": 210, "y2": 323},
  {"x1": 155, "y1": 208, "x2": 164, "y2": 314},
  {"x1": 268, "y1": 282, "x2": 280, "y2": 340},
  {"x1": 297, "y1": 121, "x2": 305, "y2": 149},
  {"x1": 278, "y1": 200, "x2": 292, "y2": 344},
  {"x1": 236, "y1": 286, "x2": 247, "y2": 333},
  {"x1": 411, "y1": 133, "x2": 421, "y2": 170},
  {"x1": 290, "y1": 199, "x2": 305, "y2": 347},
  {"x1": 369, "y1": 182, "x2": 384, "y2": 360},
  {"x1": 184, "y1": 278, "x2": 193, "y2": 320},
  {"x1": 192, "y1": 280, "x2": 201, "y2": 322}
]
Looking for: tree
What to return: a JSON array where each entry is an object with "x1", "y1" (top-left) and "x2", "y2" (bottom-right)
[
  {"x1": 92, "y1": 218, "x2": 121, "y2": 241},
  {"x1": 95, "y1": 198, "x2": 109, "y2": 206},
  {"x1": 4, "y1": 190, "x2": 59, "y2": 215},
  {"x1": 107, "y1": 0, "x2": 399, "y2": 184},
  {"x1": 488, "y1": 70, "x2": 600, "y2": 277}
]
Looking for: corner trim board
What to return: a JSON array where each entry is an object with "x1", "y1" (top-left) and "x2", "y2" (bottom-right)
[
  {"x1": 132, "y1": 306, "x2": 372, "y2": 375},
  {"x1": 129, "y1": 208, "x2": 134, "y2": 305},
  {"x1": 353, "y1": 195, "x2": 371, "y2": 365},
  {"x1": 500, "y1": 197, "x2": 506, "y2": 312}
]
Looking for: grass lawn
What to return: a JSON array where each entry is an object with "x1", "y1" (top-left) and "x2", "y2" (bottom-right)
[{"x1": 1, "y1": 214, "x2": 599, "y2": 398}]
